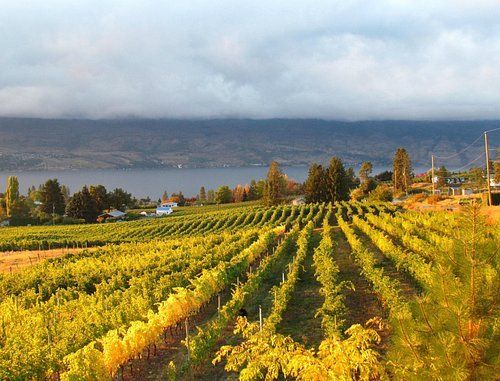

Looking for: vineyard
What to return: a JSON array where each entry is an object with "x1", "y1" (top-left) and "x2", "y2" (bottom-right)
[{"x1": 0, "y1": 201, "x2": 498, "y2": 380}]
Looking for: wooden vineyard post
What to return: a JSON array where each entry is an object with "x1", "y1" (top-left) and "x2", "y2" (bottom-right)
[
  {"x1": 259, "y1": 305, "x2": 262, "y2": 332},
  {"x1": 185, "y1": 318, "x2": 193, "y2": 380},
  {"x1": 217, "y1": 294, "x2": 221, "y2": 319}
]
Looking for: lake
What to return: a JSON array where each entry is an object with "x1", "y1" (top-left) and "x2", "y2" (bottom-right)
[
  {"x1": 0, "y1": 165, "x2": 427, "y2": 199},
  {"x1": 0, "y1": 167, "x2": 307, "y2": 199}
]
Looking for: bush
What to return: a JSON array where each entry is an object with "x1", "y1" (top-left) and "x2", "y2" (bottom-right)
[
  {"x1": 426, "y1": 195, "x2": 443, "y2": 205},
  {"x1": 368, "y1": 185, "x2": 393, "y2": 202},
  {"x1": 408, "y1": 193, "x2": 426, "y2": 203}
]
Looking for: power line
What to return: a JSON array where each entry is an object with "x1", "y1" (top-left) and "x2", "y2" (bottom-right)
[
  {"x1": 484, "y1": 127, "x2": 500, "y2": 134},
  {"x1": 432, "y1": 127, "x2": 499, "y2": 161},
  {"x1": 433, "y1": 134, "x2": 483, "y2": 160},
  {"x1": 449, "y1": 151, "x2": 485, "y2": 173}
]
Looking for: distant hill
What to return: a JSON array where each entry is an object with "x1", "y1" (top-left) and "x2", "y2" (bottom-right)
[{"x1": 0, "y1": 118, "x2": 497, "y2": 171}]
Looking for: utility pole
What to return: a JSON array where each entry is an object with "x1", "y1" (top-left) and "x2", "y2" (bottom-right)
[
  {"x1": 431, "y1": 155, "x2": 435, "y2": 195},
  {"x1": 484, "y1": 132, "x2": 492, "y2": 206}
]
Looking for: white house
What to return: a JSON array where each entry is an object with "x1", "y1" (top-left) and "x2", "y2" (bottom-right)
[
  {"x1": 292, "y1": 196, "x2": 305, "y2": 206},
  {"x1": 161, "y1": 202, "x2": 178, "y2": 208},
  {"x1": 156, "y1": 206, "x2": 173, "y2": 216}
]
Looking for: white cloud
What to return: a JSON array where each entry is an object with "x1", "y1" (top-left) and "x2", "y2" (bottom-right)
[{"x1": 0, "y1": 0, "x2": 499, "y2": 119}]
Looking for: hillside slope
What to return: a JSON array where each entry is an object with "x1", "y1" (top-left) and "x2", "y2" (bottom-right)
[{"x1": 0, "y1": 118, "x2": 497, "y2": 170}]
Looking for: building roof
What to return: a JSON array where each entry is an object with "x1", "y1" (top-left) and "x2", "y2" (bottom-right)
[
  {"x1": 156, "y1": 206, "x2": 173, "y2": 212},
  {"x1": 99, "y1": 210, "x2": 126, "y2": 218}
]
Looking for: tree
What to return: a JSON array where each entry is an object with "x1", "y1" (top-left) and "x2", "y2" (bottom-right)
[
  {"x1": 255, "y1": 179, "x2": 266, "y2": 199},
  {"x1": 468, "y1": 167, "x2": 485, "y2": 189},
  {"x1": 108, "y1": 188, "x2": 133, "y2": 210},
  {"x1": 374, "y1": 170, "x2": 393, "y2": 182},
  {"x1": 89, "y1": 185, "x2": 109, "y2": 212},
  {"x1": 392, "y1": 148, "x2": 412, "y2": 194},
  {"x1": 304, "y1": 163, "x2": 327, "y2": 203},
  {"x1": 161, "y1": 191, "x2": 169, "y2": 204},
  {"x1": 40, "y1": 179, "x2": 66, "y2": 215},
  {"x1": 358, "y1": 162, "x2": 373, "y2": 183},
  {"x1": 436, "y1": 165, "x2": 448, "y2": 188},
  {"x1": 169, "y1": 192, "x2": 186, "y2": 206},
  {"x1": 325, "y1": 157, "x2": 349, "y2": 203},
  {"x1": 61, "y1": 185, "x2": 71, "y2": 203},
  {"x1": 346, "y1": 167, "x2": 359, "y2": 190},
  {"x1": 216, "y1": 185, "x2": 232, "y2": 204},
  {"x1": 5, "y1": 176, "x2": 20, "y2": 217},
  {"x1": 263, "y1": 161, "x2": 286, "y2": 206},
  {"x1": 199, "y1": 187, "x2": 206, "y2": 202},
  {"x1": 207, "y1": 189, "x2": 215, "y2": 203},
  {"x1": 232, "y1": 184, "x2": 245, "y2": 203},
  {"x1": 66, "y1": 186, "x2": 99, "y2": 223},
  {"x1": 248, "y1": 179, "x2": 258, "y2": 200}
]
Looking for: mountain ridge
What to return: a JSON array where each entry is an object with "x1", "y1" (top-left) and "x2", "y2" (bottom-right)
[{"x1": 0, "y1": 117, "x2": 497, "y2": 171}]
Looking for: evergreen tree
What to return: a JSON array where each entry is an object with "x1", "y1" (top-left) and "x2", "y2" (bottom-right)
[
  {"x1": 346, "y1": 167, "x2": 359, "y2": 190},
  {"x1": 304, "y1": 163, "x2": 327, "y2": 203},
  {"x1": 468, "y1": 167, "x2": 485, "y2": 188},
  {"x1": 5, "y1": 176, "x2": 20, "y2": 217},
  {"x1": 256, "y1": 179, "x2": 266, "y2": 199},
  {"x1": 199, "y1": 186, "x2": 206, "y2": 202},
  {"x1": 374, "y1": 170, "x2": 393, "y2": 182},
  {"x1": 161, "y1": 191, "x2": 169, "y2": 204},
  {"x1": 207, "y1": 189, "x2": 215, "y2": 203},
  {"x1": 108, "y1": 188, "x2": 133, "y2": 210},
  {"x1": 392, "y1": 148, "x2": 412, "y2": 194},
  {"x1": 61, "y1": 185, "x2": 71, "y2": 203},
  {"x1": 263, "y1": 161, "x2": 286, "y2": 206},
  {"x1": 89, "y1": 185, "x2": 109, "y2": 212},
  {"x1": 65, "y1": 186, "x2": 99, "y2": 223},
  {"x1": 248, "y1": 179, "x2": 258, "y2": 200},
  {"x1": 215, "y1": 185, "x2": 232, "y2": 204},
  {"x1": 40, "y1": 178, "x2": 66, "y2": 215},
  {"x1": 436, "y1": 165, "x2": 448, "y2": 188},
  {"x1": 325, "y1": 157, "x2": 349, "y2": 202}
]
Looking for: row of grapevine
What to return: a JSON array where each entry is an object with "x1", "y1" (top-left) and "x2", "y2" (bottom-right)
[
  {"x1": 0, "y1": 231, "x2": 260, "y2": 379},
  {"x1": 312, "y1": 218, "x2": 346, "y2": 337},
  {"x1": 352, "y1": 215, "x2": 434, "y2": 288},
  {"x1": 59, "y1": 228, "x2": 281, "y2": 380},
  {"x1": 216, "y1": 220, "x2": 385, "y2": 380},
  {"x1": 187, "y1": 231, "x2": 298, "y2": 368}
]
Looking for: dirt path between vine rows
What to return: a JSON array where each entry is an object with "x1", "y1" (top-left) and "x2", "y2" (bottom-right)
[
  {"x1": 332, "y1": 229, "x2": 391, "y2": 351},
  {"x1": 276, "y1": 232, "x2": 323, "y2": 349}
]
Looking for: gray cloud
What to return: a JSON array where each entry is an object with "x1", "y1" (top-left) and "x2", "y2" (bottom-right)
[{"x1": 0, "y1": 0, "x2": 499, "y2": 119}]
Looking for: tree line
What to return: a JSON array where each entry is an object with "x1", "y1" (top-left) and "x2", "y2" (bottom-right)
[{"x1": 0, "y1": 179, "x2": 140, "y2": 224}]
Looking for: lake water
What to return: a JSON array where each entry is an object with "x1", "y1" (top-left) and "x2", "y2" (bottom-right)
[
  {"x1": 0, "y1": 165, "x2": 427, "y2": 199},
  {"x1": 0, "y1": 167, "x2": 307, "y2": 199}
]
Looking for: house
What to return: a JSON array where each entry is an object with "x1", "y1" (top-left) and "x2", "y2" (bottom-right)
[
  {"x1": 462, "y1": 188, "x2": 473, "y2": 196},
  {"x1": 448, "y1": 187, "x2": 461, "y2": 196},
  {"x1": 156, "y1": 206, "x2": 173, "y2": 216},
  {"x1": 292, "y1": 196, "x2": 305, "y2": 206},
  {"x1": 97, "y1": 210, "x2": 127, "y2": 222},
  {"x1": 161, "y1": 202, "x2": 178, "y2": 208}
]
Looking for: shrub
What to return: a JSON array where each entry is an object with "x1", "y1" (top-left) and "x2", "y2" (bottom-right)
[{"x1": 368, "y1": 185, "x2": 393, "y2": 202}]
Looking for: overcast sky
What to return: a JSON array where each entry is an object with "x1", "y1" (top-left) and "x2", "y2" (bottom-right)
[{"x1": 1, "y1": 0, "x2": 499, "y2": 120}]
